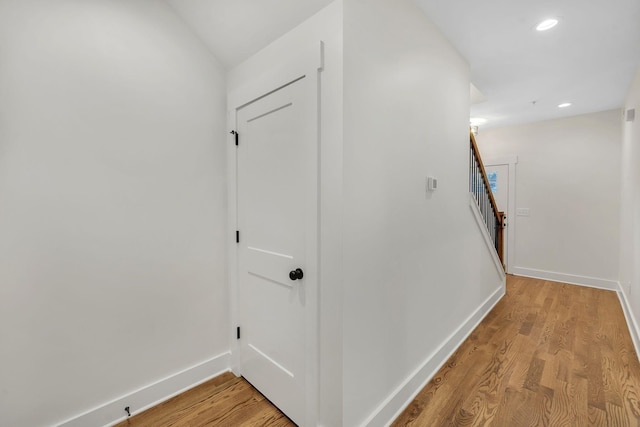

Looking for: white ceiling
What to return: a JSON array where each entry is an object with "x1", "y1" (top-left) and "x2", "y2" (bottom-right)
[
  {"x1": 165, "y1": 0, "x2": 334, "y2": 68},
  {"x1": 415, "y1": 0, "x2": 640, "y2": 128},
  {"x1": 167, "y1": 0, "x2": 640, "y2": 129}
]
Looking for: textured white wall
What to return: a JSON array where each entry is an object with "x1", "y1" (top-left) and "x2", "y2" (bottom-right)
[
  {"x1": 0, "y1": 1, "x2": 228, "y2": 426},
  {"x1": 477, "y1": 110, "x2": 622, "y2": 285},
  {"x1": 342, "y1": 0, "x2": 504, "y2": 424},
  {"x1": 620, "y1": 68, "x2": 640, "y2": 324}
]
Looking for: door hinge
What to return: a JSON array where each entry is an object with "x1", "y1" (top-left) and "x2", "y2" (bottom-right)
[
  {"x1": 236, "y1": 230, "x2": 240, "y2": 243},
  {"x1": 237, "y1": 326, "x2": 241, "y2": 340},
  {"x1": 230, "y1": 130, "x2": 238, "y2": 146}
]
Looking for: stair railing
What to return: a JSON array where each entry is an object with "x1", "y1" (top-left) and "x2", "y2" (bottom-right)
[{"x1": 469, "y1": 131, "x2": 505, "y2": 268}]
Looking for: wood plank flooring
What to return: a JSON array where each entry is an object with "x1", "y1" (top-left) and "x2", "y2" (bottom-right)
[
  {"x1": 114, "y1": 373, "x2": 294, "y2": 427},
  {"x1": 393, "y1": 275, "x2": 640, "y2": 426},
  {"x1": 115, "y1": 275, "x2": 640, "y2": 426}
]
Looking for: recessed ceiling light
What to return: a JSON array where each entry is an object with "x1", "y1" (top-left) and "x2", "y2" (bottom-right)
[
  {"x1": 558, "y1": 103, "x2": 572, "y2": 108},
  {"x1": 536, "y1": 18, "x2": 559, "y2": 31},
  {"x1": 470, "y1": 117, "x2": 487, "y2": 126}
]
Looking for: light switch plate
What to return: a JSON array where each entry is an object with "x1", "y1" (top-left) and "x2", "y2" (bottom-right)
[
  {"x1": 516, "y1": 208, "x2": 530, "y2": 217},
  {"x1": 626, "y1": 108, "x2": 635, "y2": 122},
  {"x1": 426, "y1": 176, "x2": 438, "y2": 192}
]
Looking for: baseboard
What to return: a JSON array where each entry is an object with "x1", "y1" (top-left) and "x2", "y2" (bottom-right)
[
  {"x1": 57, "y1": 352, "x2": 231, "y2": 427},
  {"x1": 360, "y1": 285, "x2": 505, "y2": 427},
  {"x1": 511, "y1": 267, "x2": 619, "y2": 291},
  {"x1": 468, "y1": 193, "x2": 506, "y2": 280},
  {"x1": 616, "y1": 283, "x2": 640, "y2": 362}
]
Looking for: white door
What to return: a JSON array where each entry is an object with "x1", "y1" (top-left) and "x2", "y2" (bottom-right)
[
  {"x1": 235, "y1": 74, "x2": 317, "y2": 426},
  {"x1": 485, "y1": 164, "x2": 509, "y2": 269}
]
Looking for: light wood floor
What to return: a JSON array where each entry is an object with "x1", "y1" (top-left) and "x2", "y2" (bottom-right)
[
  {"x1": 394, "y1": 275, "x2": 640, "y2": 426},
  {"x1": 114, "y1": 373, "x2": 294, "y2": 427},
  {"x1": 116, "y1": 275, "x2": 640, "y2": 426}
]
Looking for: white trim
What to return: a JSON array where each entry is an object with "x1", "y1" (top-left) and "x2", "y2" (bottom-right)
[
  {"x1": 616, "y1": 283, "x2": 640, "y2": 362},
  {"x1": 483, "y1": 156, "x2": 517, "y2": 274},
  {"x1": 227, "y1": 42, "x2": 323, "y2": 427},
  {"x1": 469, "y1": 193, "x2": 506, "y2": 280},
  {"x1": 361, "y1": 285, "x2": 506, "y2": 427},
  {"x1": 511, "y1": 267, "x2": 619, "y2": 291},
  {"x1": 56, "y1": 353, "x2": 231, "y2": 427}
]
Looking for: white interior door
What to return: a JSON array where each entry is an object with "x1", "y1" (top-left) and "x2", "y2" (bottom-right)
[
  {"x1": 485, "y1": 164, "x2": 509, "y2": 270},
  {"x1": 235, "y1": 74, "x2": 317, "y2": 426}
]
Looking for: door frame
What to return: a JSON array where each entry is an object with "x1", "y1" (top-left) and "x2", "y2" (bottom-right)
[
  {"x1": 483, "y1": 156, "x2": 518, "y2": 274},
  {"x1": 227, "y1": 42, "x2": 324, "y2": 426}
]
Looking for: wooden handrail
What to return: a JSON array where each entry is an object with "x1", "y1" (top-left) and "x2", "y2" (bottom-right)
[
  {"x1": 470, "y1": 132, "x2": 500, "y2": 219},
  {"x1": 470, "y1": 131, "x2": 505, "y2": 269}
]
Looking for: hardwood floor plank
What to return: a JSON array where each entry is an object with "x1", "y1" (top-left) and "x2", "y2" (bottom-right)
[
  {"x1": 574, "y1": 376, "x2": 590, "y2": 426},
  {"x1": 114, "y1": 373, "x2": 294, "y2": 427},
  {"x1": 586, "y1": 346, "x2": 607, "y2": 410},
  {"x1": 547, "y1": 380, "x2": 574, "y2": 426},
  {"x1": 588, "y1": 404, "x2": 608, "y2": 425},
  {"x1": 518, "y1": 312, "x2": 537, "y2": 336},
  {"x1": 523, "y1": 357, "x2": 545, "y2": 392},
  {"x1": 606, "y1": 401, "x2": 630, "y2": 427},
  {"x1": 393, "y1": 275, "x2": 640, "y2": 426}
]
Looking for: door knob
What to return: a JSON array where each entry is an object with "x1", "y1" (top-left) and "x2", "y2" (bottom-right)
[{"x1": 289, "y1": 268, "x2": 304, "y2": 281}]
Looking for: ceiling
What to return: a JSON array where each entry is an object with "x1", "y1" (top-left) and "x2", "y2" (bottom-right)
[
  {"x1": 415, "y1": 0, "x2": 640, "y2": 128},
  {"x1": 167, "y1": 0, "x2": 640, "y2": 129},
  {"x1": 165, "y1": 0, "x2": 334, "y2": 68}
]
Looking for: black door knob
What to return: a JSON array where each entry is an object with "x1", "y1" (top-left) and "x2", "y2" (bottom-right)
[{"x1": 289, "y1": 268, "x2": 304, "y2": 281}]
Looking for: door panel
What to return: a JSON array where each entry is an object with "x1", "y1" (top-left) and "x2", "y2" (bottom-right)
[{"x1": 236, "y1": 75, "x2": 316, "y2": 426}]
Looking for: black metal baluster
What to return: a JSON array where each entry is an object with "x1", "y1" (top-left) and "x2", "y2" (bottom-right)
[{"x1": 470, "y1": 137, "x2": 502, "y2": 258}]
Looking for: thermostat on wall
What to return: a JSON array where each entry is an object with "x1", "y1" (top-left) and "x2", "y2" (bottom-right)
[{"x1": 427, "y1": 176, "x2": 438, "y2": 192}]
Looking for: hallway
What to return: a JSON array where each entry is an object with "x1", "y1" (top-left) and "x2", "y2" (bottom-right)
[
  {"x1": 394, "y1": 275, "x2": 640, "y2": 426},
  {"x1": 118, "y1": 275, "x2": 640, "y2": 426}
]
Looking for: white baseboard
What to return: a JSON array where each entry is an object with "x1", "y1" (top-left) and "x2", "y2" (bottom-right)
[
  {"x1": 511, "y1": 267, "x2": 619, "y2": 291},
  {"x1": 360, "y1": 285, "x2": 506, "y2": 427},
  {"x1": 616, "y1": 283, "x2": 640, "y2": 362},
  {"x1": 469, "y1": 193, "x2": 506, "y2": 280},
  {"x1": 57, "y1": 352, "x2": 231, "y2": 427}
]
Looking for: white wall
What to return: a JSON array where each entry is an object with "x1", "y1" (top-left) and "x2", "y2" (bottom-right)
[
  {"x1": 620, "y1": 67, "x2": 640, "y2": 332},
  {"x1": 227, "y1": 3, "x2": 344, "y2": 426},
  {"x1": 0, "y1": 1, "x2": 228, "y2": 426},
  {"x1": 476, "y1": 110, "x2": 622, "y2": 288},
  {"x1": 342, "y1": 0, "x2": 505, "y2": 425}
]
